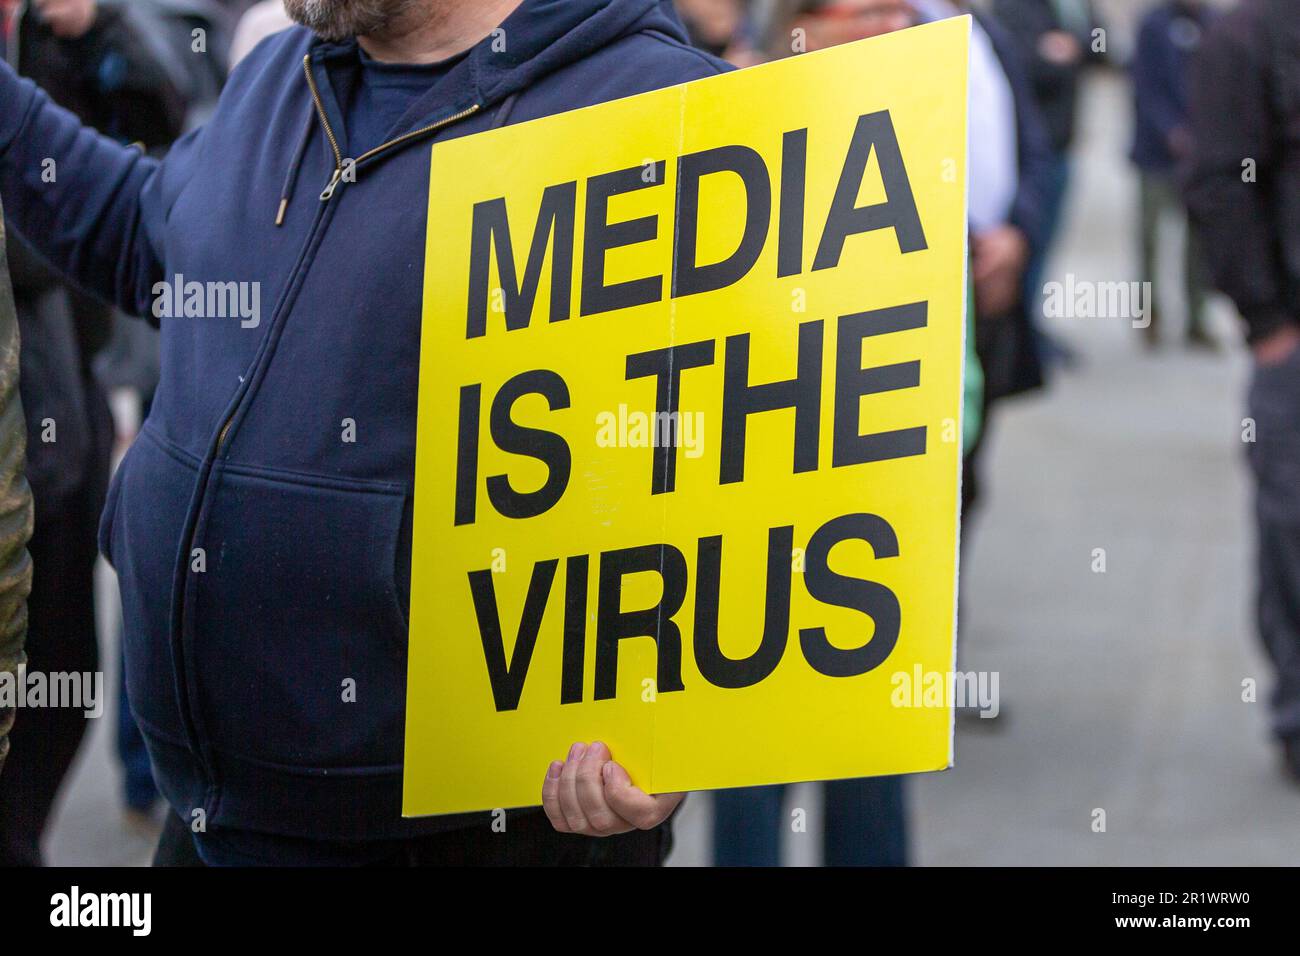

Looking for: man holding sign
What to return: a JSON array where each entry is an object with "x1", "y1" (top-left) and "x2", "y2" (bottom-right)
[
  {"x1": 0, "y1": 0, "x2": 729, "y2": 865},
  {"x1": 0, "y1": 0, "x2": 966, "y2": 865}
]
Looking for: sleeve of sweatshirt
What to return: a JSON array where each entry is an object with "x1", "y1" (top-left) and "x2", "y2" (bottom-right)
[
  {"x1": 1009, "y1": 82, "x2": 1054, "y2": 257},
  {"x1": 1183, "y1": 13, "x2": 1293, "y2": 344},
  {"x1": 1131, "y1": 18, "x2": 1181, "y2": 148},
  {"x1": 980, "y1": 13, "x2": 1053, "y2": 254},
  {"x1": 992, "y1": 0, "x2": 1073, "y2": 103},
  {"x1": 0, "y1": 59, "x2": 174, "y2": 319}
]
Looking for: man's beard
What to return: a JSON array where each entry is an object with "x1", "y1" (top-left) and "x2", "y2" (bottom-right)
[{"x1": 283, "y1": 0, "x2": 423, "y2": 42}]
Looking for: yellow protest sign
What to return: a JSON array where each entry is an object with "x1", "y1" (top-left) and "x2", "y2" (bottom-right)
[{"x1": 404, "y1": 17, "x2": 969, "y2": 817}]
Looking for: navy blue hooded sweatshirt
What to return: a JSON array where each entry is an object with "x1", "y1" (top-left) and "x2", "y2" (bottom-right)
[{"x1": 0, "y1": 0, "x2": 726, "y2": 841}]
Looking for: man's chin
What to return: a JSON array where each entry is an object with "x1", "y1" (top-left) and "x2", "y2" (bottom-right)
[
  {"x1": 284, "y1": 0, "x2": 395, "y2": 43},
  {"x1": 310, "y1": 27, "x2": 357, "y2": 43}
]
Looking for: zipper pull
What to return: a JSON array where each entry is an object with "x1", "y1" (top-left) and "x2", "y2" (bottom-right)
[{"x1": 320, "y1": 166, "x2": 343, "y2": 201}]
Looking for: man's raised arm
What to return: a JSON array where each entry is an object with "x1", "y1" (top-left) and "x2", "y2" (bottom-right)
[{"x1": 0, "y1": 59, "x2": 172, "y2": 317}]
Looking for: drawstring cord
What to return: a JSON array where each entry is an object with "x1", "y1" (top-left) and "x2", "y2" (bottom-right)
[
  {"x1": 491, "y1": 92, "x2": 519, "y2": 130},
  {"x1": 275, "y1": 106, "x2": 317, "y2": 227}
]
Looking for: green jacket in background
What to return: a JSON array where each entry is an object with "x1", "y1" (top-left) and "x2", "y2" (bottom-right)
[
  {"x1": 0, "y1": 199, "x2": 35, "y2": 777},
  {"x1": 964, "y1": 261, "x2": 985, "y2": 453}
]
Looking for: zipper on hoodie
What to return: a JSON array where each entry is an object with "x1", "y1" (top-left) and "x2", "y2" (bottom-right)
[
  {"x1": 209, "y1": 58, "x2": 479, "y2": 456},
  {"x1": 174, "y1": 54, "x2": 485, "y2": 800},
  {"x1": 302, "y1": 54, "x2": 481, "y2": 204}
]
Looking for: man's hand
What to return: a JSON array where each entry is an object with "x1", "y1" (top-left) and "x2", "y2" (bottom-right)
[
  {"x1": 1166, "y1": 126, "x2": 1193, "y2": 163},
  {"x1": 541, "y1": 741, "x2": 684, "y2": 836},
  {"x1": 1038, "y1": 29, "x2": 1082, "y2": 66},
  {"x1": 33, "y1": 0, "x2": 97, "y2": 39},
  {"x1": 972, "y1": 225, "x2": 1030, "y2": 318},
  {"x1": 1253, "y1": 324, "x2": 1300, "y2": 367}
]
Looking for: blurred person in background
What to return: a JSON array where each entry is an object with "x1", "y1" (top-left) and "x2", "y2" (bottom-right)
[
  {"x1": 675, "y1": 0, "x2": 760, "y2": 65},
  {"x1": 1185, "y1": 0, "x2": 1300, "y2": 783},
  {"x1": 712, "y1": 0, "x2": 917, "y2": 867},
  {"x1": 0, "y1": 197, "x2": 35, "y2": 790},
  {"x1": 712, "y1": 0, "x2": 1051, "y2": 864},
  {"x1": 989, "y1": 0, "x2": 1102, "y2": 361},
  {"x1": 0, "y1": 0, "x2": 185, "y2": 865},
  {"x1": 915, "y1": 0, "x2": 1053, "y2": 532},
  {"x1": 784, "y1": 0, "x2": 911, "y2": 51},
  {"x1": 1130, "y1": 0, "x2": 1216, "y2": 351},
  {"x1": 228, "y1": 0, "x2": 291, "y2": 69},
  {"x1": 989, "y1": 0, "x2": 1100, "y2": 160},
  {"x1": 125, "y1": 0, "x2": 233, "y2": 128}
]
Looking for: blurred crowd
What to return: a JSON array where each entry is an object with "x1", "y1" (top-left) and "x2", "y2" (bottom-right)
[
  {"x1": 1, "y1": 0, "x2": 1294, "y2": 867},
  {"x1": 680, "y1": 0, "x2": 1300, "y2": 868}
]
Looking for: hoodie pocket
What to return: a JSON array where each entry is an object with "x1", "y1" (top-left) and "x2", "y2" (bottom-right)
[
  {"x1": 98, "y1": 452, "x2": 126, "y2": 567},
  {"x1": 189, "y1": 463, "x2": 412, "y2": 771},
  {"x1": 109, "y1": 426, "x2": 203, "y2": 749}
]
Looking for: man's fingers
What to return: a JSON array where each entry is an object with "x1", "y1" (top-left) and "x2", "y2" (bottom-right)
[
  {"x1": 575, "y1": 741, "x2": 634, "y2": 835},
  {"x1": 541, "y1": 760, "x2": 569, "y2": 833},
  {"x1": 541, "y1": 743, "x2": 678, "y2": 836},
  {"x1": 557, "y1": 742, "x2": 590, "y2": 832},
  {"x1": 602, "y1": 760, "x2": 685, "y2": 830}
]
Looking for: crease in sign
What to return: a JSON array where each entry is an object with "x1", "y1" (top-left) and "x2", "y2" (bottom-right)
[{"x1": 648, "y1": 84, "x2": 691, "y2": 790}]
